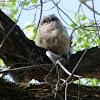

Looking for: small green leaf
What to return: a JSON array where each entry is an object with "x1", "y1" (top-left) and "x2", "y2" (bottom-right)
[
  {"x1": 97, "y1": 39, "x2": 100, "y2": 45},
  {"x1": 81, "y1": 15, "x2": 86, "y2": 21},
  {"x1": 20, "y1": 1, "x2": 24, "y2": 6},
  {"x1": 0, "y1": 59, "x2": 4, "y2": 65},
  {"x1": 90, "y1": 20, "x2": 94, "y2": 24},
  {"x1": 25, "y1": 1, "x2": 30, "y2": 6},
  {"x1": 31, "y1": 0, "x2": 37, "y2": 4},
  {"x1": 70, "y1": 23, "x2": 76, "y2": 28},
  {"x1": 73, "y1": 80, "x2": 83, "y2": 84},
  {"x1": 26, "y1": 26, "x2": 32, "y2": 31},
  {"x1": 12, "y1": 0, "x2": 16, "y2": 7},
  {"x1": 74, "y1": 13, "x2": 78, "y2": 19},
  {"x1": 92, "y1": 78, "x2": 99, "y2": 86},
  {"x1": 13, "y1": 8, "x2": 18, "y2": 15},
  {"x1": 12, "y1": 18, "x2": 17, "y2": 22}
]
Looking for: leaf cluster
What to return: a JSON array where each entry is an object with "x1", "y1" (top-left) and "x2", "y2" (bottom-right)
[{"x1": 70, "y1": 14, "x2": 100, "y2": 53}]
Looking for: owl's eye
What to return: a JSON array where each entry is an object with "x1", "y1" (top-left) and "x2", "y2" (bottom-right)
[
  {"x1": 42, "y1": 19, "x2": 51, "y2": 24},
  {"x1": 41, "y1": 17, "x2": 58, "y2": 25},
  {"x1": 43, "y1": 19, "x2": 47, "y2": 24},
  {"x1": 40, "y1": 19, "x2": 46, "y2": 25},
  {"x1": 47, "y1": 20, "x2": 51, "y2": 23},
  {"x1": 51, "y1": 17, "x2": 58, "y2": 21}
]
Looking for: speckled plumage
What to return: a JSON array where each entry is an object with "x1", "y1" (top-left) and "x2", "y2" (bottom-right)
[{"x1": 37, "y1": 14, "x2": 70, "y2": 58}]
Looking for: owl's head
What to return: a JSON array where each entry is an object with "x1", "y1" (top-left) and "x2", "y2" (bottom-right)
[{"x1": 40, "y1": 14, "x2": 59, "y2": 26}]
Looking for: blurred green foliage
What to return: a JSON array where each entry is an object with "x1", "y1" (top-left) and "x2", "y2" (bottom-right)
[
  {"x1": 71, "y1": 14, "x2": 100, "y2": 86},
  {"x1": 74, "y1": 78, "x2": 100, "y2": 86},
  {"x1": 0, "y1": 58, "x2": 4, "y2": 71},
  {"x1": 0, "y1": 0, "x2": 37, "y2": 22},
  {"x1": 70, "y1": 13, "x2": 100, "y2": 53}
]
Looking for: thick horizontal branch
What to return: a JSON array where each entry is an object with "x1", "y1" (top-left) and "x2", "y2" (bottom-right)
[
  {"x1": 68, "y1": 47, "x2": 100, "y2": 79},
  {"x1": 0, "y1": 47, "x2": 100, "y2": 82},
  {"x1": 0, "y1": 78, "x2": 100, "y2": 100}
]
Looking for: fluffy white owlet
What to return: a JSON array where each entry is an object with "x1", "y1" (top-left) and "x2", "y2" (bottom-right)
[{"x1": 37, "y1": 14, "x2": 70, "y2": 60}]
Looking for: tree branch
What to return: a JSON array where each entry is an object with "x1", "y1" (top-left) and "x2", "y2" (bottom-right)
[
  {"x1": 0, "y1": 78, "x2": 100, "y2": 100},
  {"x1": 80, "y1": 0, "x2": 100, "y2": 16}
]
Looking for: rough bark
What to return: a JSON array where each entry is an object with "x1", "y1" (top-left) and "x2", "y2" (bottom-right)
[
  {"x1": 0, "y1": 10, "x2": 100, "y2": 100},
  {"x1": 0, "y1": 78, "x2": 100, "y2": 100}
]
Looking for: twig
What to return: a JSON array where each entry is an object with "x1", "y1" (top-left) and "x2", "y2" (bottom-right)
[
  {"x1": 71, "y1": 26, "x2": 99, "y2": 75},
  {"x1": 72, "y1": 31, "x2": 98, "y2": 75},
  {"x1": 0, "y1": 23, "x2": 16, "y2": 48},
  {"x1": 44, "y1": 0, "x2": 61, "y2": 11},
  {"x1": 56, "y1": 60, "x2": 81, "y2": 92},
  {"x1": 44, "y1": 64, "x2": 57, "y2": 82},
  {"x1": 57, "y1": 31, "x2": 98, "y2": 90},
  {"x1": 56, "y1": 60, "x2": 81, "y2": 78},
  {"x1": 57, "y1": 7, "x2": 71, "y2": 27},
  {"x1": 78, "y1": 77, "x2": 81, "y2": 100},
  {"x1": 58, "y1": 72, "x2": 73, "y2": 90},
  {"x1": 65, "y1": 83, "x2": 68, "y2": 100},
  {"x1": 20, "y1": 0, "x2": 51, "y2": 10},
  {"x1": 80, "y1": 0, "x2": 100, "y2": 16},
  {"x1": 29, "y1": 0, "x2": 43, "y2": 64},
  {"x1": 77, "y1": 2, "x2": 82, "y2": 25},
  {"x1": 0, "y1": 64, "x2": 52, "y2": 74},
  {"x1": 72, "y1": 49, "x2": 87, "y2": 74},
  {"x1": 33, "y1": 0, "x2": 43, "y2": 39},
  {"x1": 52, "y1": 0, "x2": 77, "y2": 26},
  {"x1": 91, "y1": 0, "x2": 100, "y2": 40}
]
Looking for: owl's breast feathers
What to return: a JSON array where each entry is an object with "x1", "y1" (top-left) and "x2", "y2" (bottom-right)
[{"x1": 37, "y1": 14, "x2": 70, "y2": 56}]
